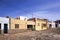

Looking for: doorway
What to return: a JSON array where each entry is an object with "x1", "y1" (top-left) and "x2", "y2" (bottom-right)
[
  {"x1": 55, "y1": 24, "x2": 58, "y2": 27},
  {"x1": 0, "y1": 23, "x2": 1, "y2": 34},
  {"x1": 49, "y1": 24, "x2": 52, "y2": 28},
  {"x1": 27, "y1": 25, "x2": 32, "y2": 30},
  {"x1": 27, "y1": 25, "x2": 35, "y2": 30},
  {"x1": 4, "y1": 24, "x2": 8, "y2": 34}
]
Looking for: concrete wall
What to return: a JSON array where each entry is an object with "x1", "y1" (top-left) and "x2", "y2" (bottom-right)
[
  {"x1": 47, "y1": 22, "x2": 52, "y2": 28},
  {"x1": 35, "y1": 18, "x2": 47, "y2": 30},
  {"x1": 47, "y1": 21, "x2": 55, "y2": 28},
  {"x1": 10, "y1": 19, "x2": 27, "y2": 29},
  {"x1": 20, "y1": 16, "x2": 28, "y2": 21},
  {"x1": 27, "y1": 21, "x2": 35, "y2": 25},
  {"x1": 51, "y1": 21, "x2": 55, "y2": 28},
  {"x1": 27, "y1": 18, "x2": 48, "y2": 30},
  {"x1": 0, "y1": 17, "x2": 9, "y2": 30},
  {"x1": 58, "y1": 24, "x2": 60, "y2": 27},
  {"x1": 10, "y1": 18, "x2": 48, "y2": 30},
  {"x1": 10, "y1": 18, "x2": 35, "y2": 30}
]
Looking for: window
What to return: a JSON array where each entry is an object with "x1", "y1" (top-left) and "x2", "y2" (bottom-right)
[{"x1": 15, "y1": 24, "x2": 19, "y2": 28}]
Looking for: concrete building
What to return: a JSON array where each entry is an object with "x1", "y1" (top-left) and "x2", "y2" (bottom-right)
[
  {"x1": 47, "y1": 21, "x2": 56, "y2": 28},
  {"x1": 15, "y1": 16, "x2": 29, "y2": 21},
  {"x1": 0, "y1": 16, "x2": 56, "y2": 34},
  {"x1": 28, "y1": 18, "x2": 48, "y2": 30},
  {"x1": 9, "y1": 17, "x2": 35, "y2": 30},
  {"x1": 8, "y1": 17, "x2": 48, "y2": 31},
  {"x1": 0, "y1": 17, "x2": 9, "y2": 33},
  {"x1": 51, "y1": 21, "x2": 55, "y2": 28},
  {"x1": 55, "y1": 20, "x2": 60, "y2": 27}
]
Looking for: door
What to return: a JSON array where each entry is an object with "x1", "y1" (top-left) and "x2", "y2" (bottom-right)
[
  {"x1": 55, "y1": 24, "x2": 58, "y2": 27},
  {"x1": 0, "y1": 23, "x2": 1, "y2": 34},
  {"x1": 49, "y1": 24, "x2": 52, "y2": 28},
  {"x1": 4, "y1": 24, "x2": 8, "y2": 34},
  {"x1": 27, "y1": 25, "x2": 35, "y2": 31},
  {"x1": 27, "y1": 25, "x2": 33, "y2": 30}
]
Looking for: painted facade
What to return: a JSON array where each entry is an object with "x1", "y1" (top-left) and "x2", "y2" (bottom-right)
[
  {"x1": 15, "y1": 16, "x2": 29, "y2": 21},
  {"x1": 47, "y1": 21, "x2": 56, "y2": 28},
  {"x1": 55, "y1": 20, "x2": 60, "y2": 27},
  {"x1": 0, "y1": 17, "x2": 9, "y2": 30},
  {"x1": 36, "y1": 19, "x2": 47, "y2": 30},
  {"x1": 47, "y1": 21, "x2": 52, "y2": 28},
  {"x1": 28, "y1": 18, "x2": 48, "y2": 30},
  {"x1": 9, "y1": 17, "x2": 48, "y2": 30},
  {"x1": 51, "y1": 21, "x2": 55, "y2": 28},
  {"x1": 10, "y1": 18, "x2": 35, "y2": 30},
  {"x1": 10, "y1": 18, "x2": 27, "y2": 29},
  {"x1": 0, "y1": 16, "x2": 57, "y2": 34}
]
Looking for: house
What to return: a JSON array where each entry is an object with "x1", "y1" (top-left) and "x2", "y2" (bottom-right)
[
  {"x1": 47, "y1": 21, "x2": 52, "y2": 28},
  {"x1": 15, "y1": 16, "x2": 29, "y2": 21},
  {"x1": 0, "y1": 16, "x2": 54, "y2": 34},
  {"x1": 51, "y1": 21, "x2": 55, "y2": 28},
  {"x1": 55, "y1": 20, "x2": 60, "y2": 27},
  {"x1": 0, "y1": 17, "x2": 9, "y2": 34},
  {"x1": 47, "y1": 21, "x2": 56, "y2": 28},
  {"x1": 9, "y1": 17, "x2": 35, "y2": 30},
  {"x1": 9, "y1": 17, "x2": 48, "y2": 30},
  {"x1": 28, "y1": 18, "x2": 48, "y2": 30}
]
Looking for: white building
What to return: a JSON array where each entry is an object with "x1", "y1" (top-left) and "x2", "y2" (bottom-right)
[
  {"x1": 51, "y1": 21, "x2": 55, "y2": 28},
  {"x1": 15, "y1": 16, "x2": 29, "y2": 21},
  {"x1": 47, "y1": 21, "x2": 55, "y2": 28},
  {"x1": 0, "y1": 17, "x2": 9, "y2": 33},
  {"x1": 58, "y1": 24, "x2": 60, "y2": 27}
]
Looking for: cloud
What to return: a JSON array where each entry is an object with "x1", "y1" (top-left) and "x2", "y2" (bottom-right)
[
  {"x1": 36, "y1": 2, "x2": 60, "y2": 10},
  {"x1": 23, "y1": 11, "x2": 60, "y2": 21},
  {"x1": 43, "y1": 3, "x2": 60, "y2": 9},
  {"x1": 23, "y1": 11, "x2": 50, "y2": 19},
  {"x1": 7, "y1": 1, "x2": 60, "y2": 21},
  {"x1": 23, "y1": 1, "x2": 60, "y2": 21}
]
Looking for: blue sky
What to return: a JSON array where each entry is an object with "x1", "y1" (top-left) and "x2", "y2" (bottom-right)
[{"x1": 0, "y1": 0, "x2": 60, "y2": 21}]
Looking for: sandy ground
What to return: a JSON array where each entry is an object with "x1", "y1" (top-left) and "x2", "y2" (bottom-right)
[{"x1": 0, "y1": 27, "x2": 60, "y2": 40}]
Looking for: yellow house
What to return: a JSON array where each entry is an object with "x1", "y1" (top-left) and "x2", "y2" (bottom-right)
[
  {"x1": 9, "y1": 18, "x2": 35, "y2": 30},
  {"x1": 28, "y1": 18, "x2": 48, "y2": 30},
  {"x1": 8, "y1": 17, "x2": 48, "y2": 31}
]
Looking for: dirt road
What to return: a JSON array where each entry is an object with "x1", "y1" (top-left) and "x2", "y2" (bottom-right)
[{"x1": 0, "y1": 28, "x2": 60, "y2": 40}]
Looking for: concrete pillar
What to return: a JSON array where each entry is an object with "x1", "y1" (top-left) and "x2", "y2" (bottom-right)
[
  {"x1": 1, "y1": 23, "x2": 4, "y2": 34},
  {"x1": 6, "y1": 16, "x2": 11, "y2": 30},
  {"x1": 35, "y1": 18, "x2": 37, "y2": 30},
  {"x1": 32, "y1": 25, "x2": 35, "y2": 31}
]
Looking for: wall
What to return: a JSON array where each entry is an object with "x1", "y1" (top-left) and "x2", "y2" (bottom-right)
[
  {"x1": 35, "y1": 18, "x2": 47, "y2": 30},
  {"x1": 0, "y1": 17, "x2": 9, "y2": 30},
  {"x1": 10, "y1": 18, "x2": 48, "y2": 30},
  {"x1": 27, "y1": 21, "x2": 35, "y2": 25},
  {"x1": 20, "y1": 16, "x2": 28, "y2": 21},
  {"x1": 10, "y1": 19, "x2": 27, "y2": 29},
  {"x1": 47, "y1": 21, "x2": 56, "y2": 28},
  {"x1": 51, "y1": 21, "x2": 55, "y2": 28},
  {"x1": 10, "y1": 18, "x2": 35, "y2": 30},
  {"x1": 47, "y1": 22, "x2": 52, "y2": 28}
]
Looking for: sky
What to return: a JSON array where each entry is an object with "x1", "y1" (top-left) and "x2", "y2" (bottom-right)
[{"x1": 0, "y1": 0, "x2": 60, "y2": 21}]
